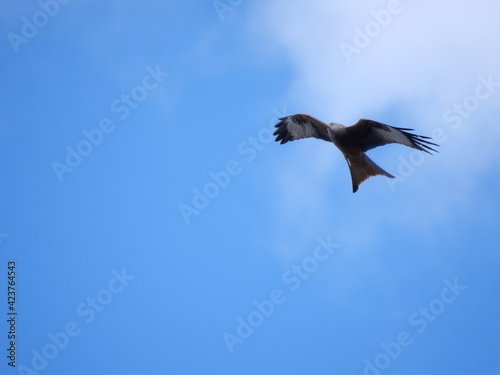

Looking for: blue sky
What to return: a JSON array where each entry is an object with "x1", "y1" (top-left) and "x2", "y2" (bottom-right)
[{"x1": 1, "y1": 0, "x2": 500, "y2": 374}]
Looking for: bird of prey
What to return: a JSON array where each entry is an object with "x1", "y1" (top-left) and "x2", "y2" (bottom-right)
[{"x1": 273, "y1": 114, "x2": 438, "y2": 193}]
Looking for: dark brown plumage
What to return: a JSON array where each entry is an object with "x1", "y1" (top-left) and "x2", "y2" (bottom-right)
[{"x1": 273, "y1": 114, "x2": 438, "y2": 192}]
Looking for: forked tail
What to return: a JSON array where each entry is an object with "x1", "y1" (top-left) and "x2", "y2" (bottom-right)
[{"x1": 346, "y1": 153, "x2": 394, "y2": 193}]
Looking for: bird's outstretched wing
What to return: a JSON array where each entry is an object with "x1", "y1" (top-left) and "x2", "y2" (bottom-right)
[
  {"x1": 348, "y1": 119, "x2": 439, "y2": 154},
  {"x1": 273, "y1": 114, "x2": 331, "y2": 144}
]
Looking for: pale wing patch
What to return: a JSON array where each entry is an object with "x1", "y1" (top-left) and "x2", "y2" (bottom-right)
[
  {"x1": 380, "y1": 127, "x2": 414, "y2": 147},
  {"x1": 372, "y1": 125, "x2": 438, "y2": 153},
  {"x1": 286, "y1": 118, "x2": 318, "y2": 140}
]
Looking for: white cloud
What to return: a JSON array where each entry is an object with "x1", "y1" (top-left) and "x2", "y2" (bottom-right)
[
  {"x1": 248, "y1": 0, "x2": 500, "y2": 259},
  {"x1": 251, "y1": 0, "x2": 500, "y2": 116}
]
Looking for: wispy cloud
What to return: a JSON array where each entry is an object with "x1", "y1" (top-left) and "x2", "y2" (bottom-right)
[{"x1": 249, "y1": 0, "x2": 500, "y2": 250}]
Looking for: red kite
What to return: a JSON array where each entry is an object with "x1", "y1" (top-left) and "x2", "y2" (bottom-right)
[{"x1": 273, "y1": 114, "x2": 438, "y2": 192}]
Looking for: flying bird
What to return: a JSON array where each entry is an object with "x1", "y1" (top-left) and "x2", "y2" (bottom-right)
[{"x1": 273, "y1": 114, "x2": 438, "y2": 193}]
